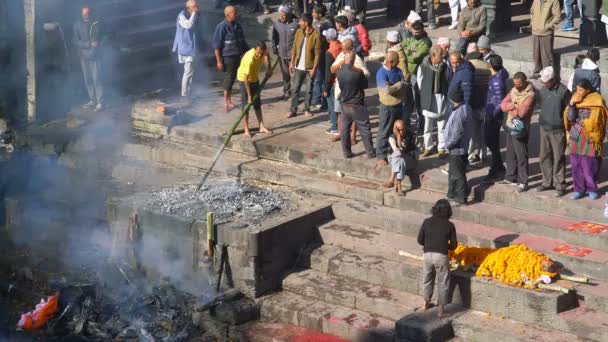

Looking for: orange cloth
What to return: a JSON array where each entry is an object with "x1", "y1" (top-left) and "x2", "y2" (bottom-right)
[{"x1": 18, "y1": 293, "x2": 59, "y2": 330}]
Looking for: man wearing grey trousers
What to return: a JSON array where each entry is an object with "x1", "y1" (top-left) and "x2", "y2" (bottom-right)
[
  {"x1": 73, "y1": 6, "x2": 104, "y2": 112},
  {"x1": 173, "y1": 0, "x2": 200, "y2": 104},
  {"x1": 417, "y1": 199, "x2": 458, "y2": 318}
]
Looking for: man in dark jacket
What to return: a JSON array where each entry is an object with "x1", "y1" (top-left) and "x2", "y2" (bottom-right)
[
  {"x1": 74, "y1": 6, "x2": 105, "y2": 111},
  {"x1": 483, "y1": 55, "x2": 508, "y2": 183},
  {"x1": 444, "y1": 88, "x2": 474, "y2": 206},
  {"x1": 448, "y1": 52, "x2": 474, "y2": 112},
  {"x1": 272, "y1": 5, "x2": 298, "y2": 99},
  {"x1": 466, "y1": 50, "x2": 490, "y2": 163},
  {"x1": 213, "y1": 5, "x2": 249, "y2": 112},
  {"x1": 418, "y1": 199, "x2": 458, "y2": 318},
  {"x1": 536, "y1": 66, "x2": 571, "y2": 197},
  {"x1": 337, "y1": 51, "x2": 375, "y2": 159}
]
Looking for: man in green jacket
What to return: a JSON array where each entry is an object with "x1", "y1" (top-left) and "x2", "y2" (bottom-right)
[
  {"x1": 287, "y1": 13, "x2": 322, "y2": 118},
  {"x1": 401, "y1": 21, "x2": 432, "y2": 135}
]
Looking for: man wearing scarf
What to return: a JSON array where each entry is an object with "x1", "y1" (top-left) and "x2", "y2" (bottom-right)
[
  {"x1": 499, "y1": 72, "x2": 536, "y2": 192},
  {"x1": 418, "y1": 46, "x2": 450, "y2": 158},
  {"x1": 564, "y1": 79, "x2": 608, "y2": 200}
]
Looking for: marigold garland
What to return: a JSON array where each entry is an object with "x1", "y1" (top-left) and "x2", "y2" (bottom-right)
[{"x1": 448, "y1": 243, "x2": 558, "y2": 288}]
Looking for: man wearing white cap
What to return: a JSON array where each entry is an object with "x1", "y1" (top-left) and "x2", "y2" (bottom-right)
[
  {"x1": 386, "y1": 31, "x2": 409, "y2": 81},
  {"x1": 536, "y1": 66, "x2": 571, "y2": 197},
  {"x1": 272, "y1": 5, "x2": 298, "y2": 99},
  {"x1": 437, "y1": 37, "x2": 450, "y2": 63},
  {"x1": 399, "y1": 10, "x2": 422, "y2": 42}
]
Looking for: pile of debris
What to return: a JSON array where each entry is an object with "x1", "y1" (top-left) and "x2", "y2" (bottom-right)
[{"x1": 139, "y1": 181, "x2": 286, "y2": 223}]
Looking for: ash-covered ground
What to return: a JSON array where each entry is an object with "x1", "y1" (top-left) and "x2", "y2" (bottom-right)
[{"x1": 137, "y1": 181, "x2": 288, "y2": 223}]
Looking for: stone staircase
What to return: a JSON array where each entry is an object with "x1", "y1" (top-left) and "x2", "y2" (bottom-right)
[{"x1": 256, "y1": 197, "x2": 608, "y2": 341}]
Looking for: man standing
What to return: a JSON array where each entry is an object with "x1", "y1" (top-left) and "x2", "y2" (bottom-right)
[
  {"x1": 444, "y1": 88, "x2": 474, "y2": 206},
  {"x1": 448, "y1": 52, "x2": 474, "y2": 111},
  {"x1": 213, "y1": 5, "x2": 249, "y2": 112},
  {"x1": 415, "y1": 0, "x2": 437, "y2": 30},
  {"x1": 337, "y1": 51, "x2": 375, "y2": 159},
  {"x1": 418, "y1": 46, "x2": 450, "y2": 158},
  {"x1": 386, "y1": 31, "x2": 409, "y2": 81},
  {"x1": 335, "y1": 16, "x2": 360, "y2": 52},
  {"x1": 466, "y1": 49, "x2": 490, "y2": 163},
  {"x1": 287, "y1": 13, "x2": 322, "y2": 118},
  {"x1": 536, "y1": 66, "x2": 571, "y2": 197},
  {"x1": 236, "y1": 41, "x2": 273, "y2": 138},
  {"x1": 437, "y1": 37, "x2": 450, "y2": 63},
  {"x1": 500, "y1": 72, "x2": 536, "y2": 192},
  {"x1": 477, "y1": 35, "x2": 496, "y2": 63},
  {"x1": 376, "y1": 51, "x2": 407, "y2": 166},
  {"x1": 455, "y1": 0, "x2": 486, "y2": 54},
  {"x1": 562, "y1": 0, "x2": 581, "y2": 31},
  {"x1": 529, "y1": 0, "x2": 560, "y2": 79},
  {"x1": 323, "y1": 28, "x2": 342, "y2": 137},
  {"x1": 272, "y1": 5, "x2": 298, "y2": 99},
  {"x1": 173, "y1": 0, "x2": 199, "y2": 105},
  {"x1": 311, "y1": 4, "x2": 333, "y2": 111},
  {"x1": 483, "y1": 55, "x2": 508, "y2": 183},
  {"x1": 402, "y1": 21, "x2": 432, "y2": 134},
  {"x1": 73, "y1": 6, "x2": 104, "y2": 112},
  {"x1": 418, "y1": 199, "x2": 458, "y2": 318}
]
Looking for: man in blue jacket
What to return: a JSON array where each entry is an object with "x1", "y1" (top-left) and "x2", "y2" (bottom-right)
[
  {"x1": 483, "y1": 55, "x2": 508, "y2": 183},
  {"x1": 173, "y1": 0, "x2": 199, "y2": 105},
  {"x1": 444, "y1": 88, "x2": 474, "y2": 206},
  {"x1": 447, "y1": 52, "x2": 474, "y2": 113}
]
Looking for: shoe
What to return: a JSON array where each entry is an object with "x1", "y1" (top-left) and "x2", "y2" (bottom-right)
[
  {"x1": 83, "y1": 101, "x2": 95, "y2": 109},
  {"x1": 304, "y1": 111, "x2": 313, "y2": 117},
  {"x1": 448, "y1": 199, "x2": 465, "y2": 207},
  {"x1": 448, "y1": 22, "x2": 458, "y2": 30},
  {"x1": 556, "y1": 190, "x2": 566, "y2": 197},
  {"x1": 421, "y1": 149, "x2": 436, "y2": 158},
  {"x1": 325, "y1": 128, "x2": 339, "y2": 135},
  {"x1": 328, "y1": 135, "x2": 341, "y2": 142},
  {"x1": 94, "y1": 103, "x2": 103, "y2": 112},
  {"x1": 498, "y1": 179, "x2": 516, "y2": 185},
  {"x1": 561, "y1": 23, "x2": 576, "y2": 31},
  {"x1": 588, "y1": 192, "x2": 600, "y2": 200},
  {"x1": 282, "y1": 92, "x2": 290, "y2": 100},
  {"x1": 518, "y1": 184, "x2": 528, "y2": 193},
  {"x1": 468, "y1": 155, "x2": 481, "y2": 164},
  {"x1": 440, "y1": 167, "x2": 449, "y2": 175},
  {"x1": 536, "y1": 185, "x2": 553, "y2": 192},
  {"x1": 263, "y1": 5, "x2": 271, "y2": 14},
  {"x1": 438, "y1": 150, "x2": 449, "y2": 159},
  {"x1": 428, "y1": 23, "x2": 437, "y2": 30},
  {"x1": 310, "y1": 104, "x2": 322, "y2": 111},
  {"x1": 570, "y1": 192, "x2": 585, "y2": 200}
]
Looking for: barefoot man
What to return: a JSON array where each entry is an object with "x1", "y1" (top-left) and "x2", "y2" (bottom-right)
[{"x1": 236, "y1": 41, "x2": 273, "y2": 138}]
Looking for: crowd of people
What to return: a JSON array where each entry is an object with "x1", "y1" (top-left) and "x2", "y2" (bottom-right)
[{"x1": 166, "y1": 0, "x2": 608, "y2": 208}]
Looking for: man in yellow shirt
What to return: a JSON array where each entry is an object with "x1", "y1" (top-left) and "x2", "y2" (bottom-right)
[{"x1": 237, "y1": 41, "x2": 273, "y2": 138}]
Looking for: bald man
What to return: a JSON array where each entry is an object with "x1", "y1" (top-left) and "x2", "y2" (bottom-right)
[
  {"x1": 173, "y1": 0, "x2": 200, "y2": 104},
  {"x1": 376, "y1": 51, "x2": 407, "y2": 166},
  {"x1": 73, "y1": 6, "x2": 104, "y2": 111},
  {"x1": 213, "y1": 5, "x2": 249, "y2": 111}
]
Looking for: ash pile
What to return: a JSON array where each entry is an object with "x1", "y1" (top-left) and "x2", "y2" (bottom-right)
[{"x1": 140, "y1": 181, "x2": 286, "y2": 223}]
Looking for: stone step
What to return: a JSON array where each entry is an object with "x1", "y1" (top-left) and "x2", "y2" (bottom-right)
[
  {"x1": 307, "y1": 244, "x2": 576, "y2": 326},
  {"x1": 308, "y1": 245, "x2": 607, "y2": 341},
  {"x1": 319, "y1": 215, "x2": 608, "y2": 282},
  {"x1": 121, "y1": 22, "x2": 176, "y2": 46},
  {"x1": 106, "y1": 3, "x2": 182, "y2": 29},
  {"x1": 257, "y1": 291, "x2": 395, "y2": 341},
  {"x1": 231, "y1": 322, "x2": 351, "y2": 342},
  {"x1": 378, "y1": 189, "x2": 608, "y2": 255}
]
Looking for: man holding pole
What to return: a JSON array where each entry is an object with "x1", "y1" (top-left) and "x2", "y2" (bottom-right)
[{"x1": 237, "y1": 41, "x2": 273, "y2": 138}]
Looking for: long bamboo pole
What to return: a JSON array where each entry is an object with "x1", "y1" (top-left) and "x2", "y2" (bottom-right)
[{"x1": 197, "y1": 57, "x2": 280, "y2": 191}]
